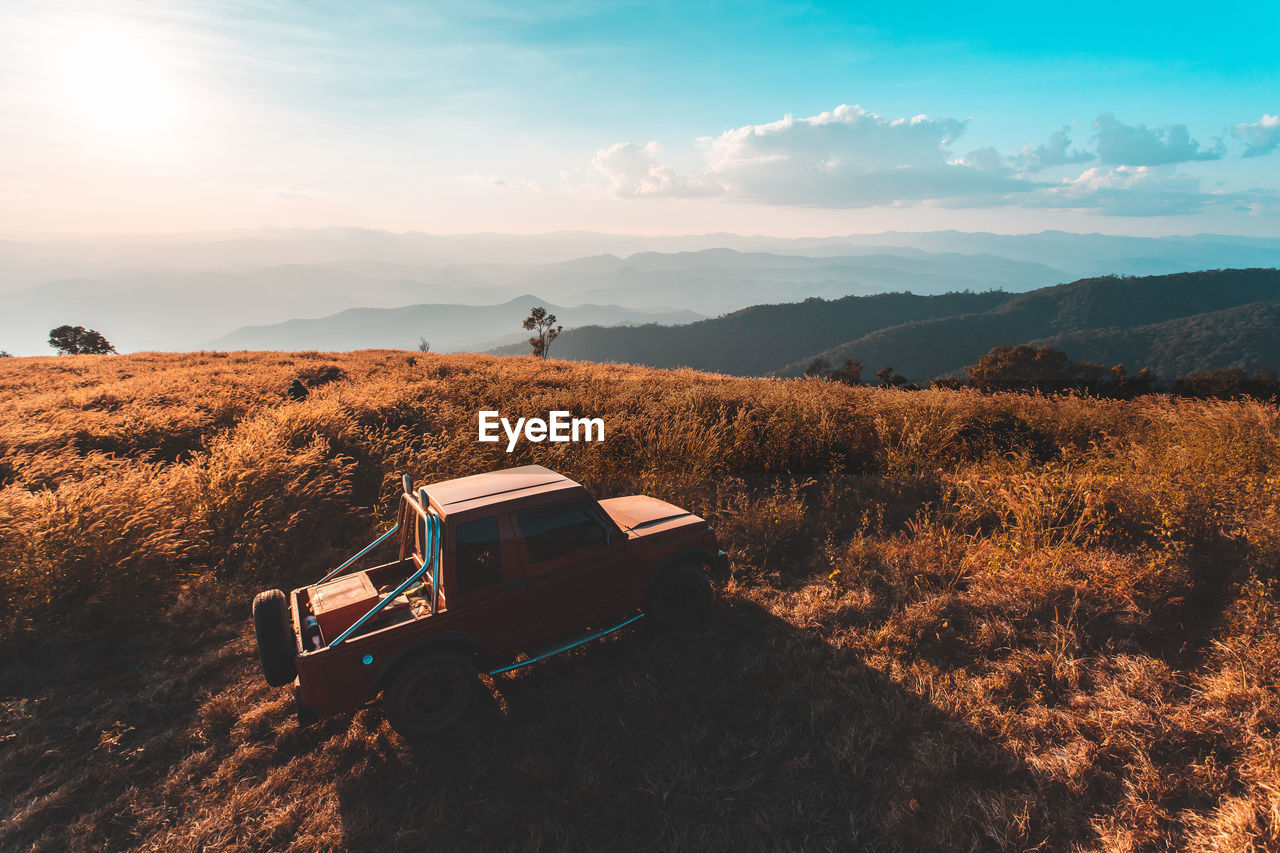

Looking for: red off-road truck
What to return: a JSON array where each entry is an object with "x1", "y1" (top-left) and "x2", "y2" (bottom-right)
[{"x1": 252, "y1": 465, "x2": 726, "y2": 738}]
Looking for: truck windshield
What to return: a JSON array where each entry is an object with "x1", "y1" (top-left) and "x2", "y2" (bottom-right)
[{"x1": 517, "y1": 502, "x2": 608, "y2": 562}]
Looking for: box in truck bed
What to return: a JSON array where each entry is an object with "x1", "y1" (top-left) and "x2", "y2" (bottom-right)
[{"x1": 311, "y1": 573, "x2": 379, "y2": 640}]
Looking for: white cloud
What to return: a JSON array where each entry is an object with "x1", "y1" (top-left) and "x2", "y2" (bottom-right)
[
  {"x1": 1233, "y1": 114, "x2": 1280, "y2": 158},
  {"x1": 1017, "y1": 126, "x2": 1094, "y2": 170},
  {"x1": 1026, "y1": 165, "x2": 1273, "y2": 216},
  {"x1": 1092, "y1": 114, "x2": 1224, "y2": 166},
  {"x1": 590, "y1": 105, "x2": 1033, "y2": 207},
  {"x1": 583, "y1": 105, "x2": 1275, "y2": 217},
  {"x1": 699, "y1": 104, "x2": 1029, "y2": 207},
  {"x1": 590, "y1": 141, "x2": 719, "y2": 198}
]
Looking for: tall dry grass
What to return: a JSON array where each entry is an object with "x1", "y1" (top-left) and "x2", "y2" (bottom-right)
[{"x1": 1, "y1": 350, "x2": 1278, "y2": 851}]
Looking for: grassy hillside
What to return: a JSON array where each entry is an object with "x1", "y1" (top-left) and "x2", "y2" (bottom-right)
[{"x1": 2, "y1": 351, "x2": 1279, "y2": 851}]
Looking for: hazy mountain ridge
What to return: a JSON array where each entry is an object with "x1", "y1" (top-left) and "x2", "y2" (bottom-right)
[
  {"x1": 5, "y1": 228, "x2": 1280, "y2": 355},
  {"x1": 531, "y1": 250, "x2": 1068, "y2": 313},
  {"x1": 0, "y1": 240, "x2": 1067, "y2": 354},
  {"x1": 205, "y1": 296, "x2": 703, "y2": 353},
  {"x1": 5, "y1": 227, "x2": 1278, "y2": 278},
  {"x1": 0, "y1": 268, "x2": 475, "y2": 355}
]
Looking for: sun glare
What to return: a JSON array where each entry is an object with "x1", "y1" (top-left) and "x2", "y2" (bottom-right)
[{"x1": 56, "y1": 30, "x2": 181, "y2": 137}]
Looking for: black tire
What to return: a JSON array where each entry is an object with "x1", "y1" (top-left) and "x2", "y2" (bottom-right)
[
  {"x1": 645, "y1": 561, "x2": 712, "y2": 630},
  {"x1": 383, "y1": 651, "x2": 478, "y2": 740},
  {"x1": 252, "y1": 589, "x2": 298, "y2": 687}
]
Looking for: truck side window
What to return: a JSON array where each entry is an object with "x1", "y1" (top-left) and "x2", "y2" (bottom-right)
[
  {"x1": 454, "y1": 517, "x2": 502, "y2": 595},
  {"x1": 517, "y1": 503, "x2": 607, "y2": 563}
]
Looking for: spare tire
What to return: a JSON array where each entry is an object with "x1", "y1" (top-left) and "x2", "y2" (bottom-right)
[{"x1": 252, "y1": 589, "x2": 298, "y2": 687}]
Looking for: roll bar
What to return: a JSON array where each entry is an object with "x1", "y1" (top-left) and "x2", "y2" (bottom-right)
[
  {"x1": 315, "y1": 474, "x2": 418, "y2": 584},
  {"x1": 318, "y1": 473, "x2": 445, "y2": 648}
]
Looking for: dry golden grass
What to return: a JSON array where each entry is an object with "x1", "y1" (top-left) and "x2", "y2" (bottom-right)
[{"x1": 1, "y1": 350, "x2": 1278, "y2": 851}]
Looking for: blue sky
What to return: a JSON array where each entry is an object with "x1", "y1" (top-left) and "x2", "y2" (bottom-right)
[{"x1": 1, "y1": 0, "x2": 1277, "y2": 235}]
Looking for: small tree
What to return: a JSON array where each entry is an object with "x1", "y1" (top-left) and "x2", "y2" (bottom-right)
[
  {"x1": 968, "y1": 344, "x2": 1103, "y2": 393},
  {"x1": 523, "y1": 306, "x2": 562, "y2": 359},
  {"x1": 417, "y1": 337, "x2": 431, "y2": 353},
  {"x1": 1173, "y1": 369, "x2": 1258, "y2": 400},
  {"x1": 804, "y1": 357, "x2": 830, "y2": 377},
  {"x1": 0, "y1": 350, "x2": 11, "y2": 358},
  {"x1": 875, "y1": 365, "x2": 907, "y2": 388},
  {"x1": 1125, "y1": 367, "x2": 1159, "y2": 396},
  {"x1": 829, "y1": 359, "x2": 862, "y2": 386},
  {"x1": 49, "y1": 325, "x2": 116, "y2": 355}
]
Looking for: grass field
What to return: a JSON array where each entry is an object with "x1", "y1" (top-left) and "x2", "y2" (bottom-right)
[{"x1": 2, "y1": 350, "x2": 1279, "y2": 852}]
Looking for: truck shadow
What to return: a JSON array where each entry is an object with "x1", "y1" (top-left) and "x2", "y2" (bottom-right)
[{"x1": 334, "y1": 595, "x2": 1098, "y2": 852}]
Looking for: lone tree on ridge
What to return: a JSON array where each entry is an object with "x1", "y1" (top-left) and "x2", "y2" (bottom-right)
[
  {"x1": 523, "y1": 306, "x2": 562, "y2": 359},
  {"x1": 48, "y1": 325, "x2": 116, "y2": 355}
]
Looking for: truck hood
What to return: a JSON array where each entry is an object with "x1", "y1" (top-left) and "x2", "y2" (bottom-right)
[{"x1": 600, "y1": 496, "x2": 705, "y2": 536}]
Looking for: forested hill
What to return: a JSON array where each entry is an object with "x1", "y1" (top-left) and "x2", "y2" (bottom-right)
[
  {"x1": 492, "y1": 268, "x2": 1280, "y2": 381},
  {"x1": 779, "y1": 268, "x2": 1280, "y2": 380},
  {"x1": 488, "y1": 290, "x2": 1008, "y2": 376},
  {"x1": 1030, "y1": 300, "x2": 1280, "y2": 381}
]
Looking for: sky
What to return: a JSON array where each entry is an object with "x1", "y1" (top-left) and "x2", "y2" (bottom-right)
[{"x1": 1, "y1": 0, "x2": 1278, "y2": 237}]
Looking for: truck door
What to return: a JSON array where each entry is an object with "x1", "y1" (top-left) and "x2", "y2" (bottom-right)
[
  {"x1": 511, "y1": 499, "x2": 628, "y2": 645},
  {"x1": 440, "y1": 513, "x2": 527, "y2": 658}
]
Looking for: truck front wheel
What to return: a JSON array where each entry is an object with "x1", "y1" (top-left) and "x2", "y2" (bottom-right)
[
  {"x1": 646, "y1": 562, "x2": 712, "y2": 629},
  {"x1": 383, "y1": 651, "x2": 478, "y2": 739},
  {"x1": 252, "y1": 589, "x2": 298, "y2": 687}
]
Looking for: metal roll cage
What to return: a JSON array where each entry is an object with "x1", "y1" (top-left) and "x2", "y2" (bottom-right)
[{"x1": 321, "y1": 474, "x2": 442, "y2": 648}]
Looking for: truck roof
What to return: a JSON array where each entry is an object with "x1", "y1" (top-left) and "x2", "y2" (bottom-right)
[{"x1": 424, "y1": 465, "x2": 582, "y2": 515}]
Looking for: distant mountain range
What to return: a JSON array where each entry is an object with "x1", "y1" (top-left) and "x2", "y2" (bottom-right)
[
  {"x1": 4, "y1": 228, "x2": 1280, "y2": 356},
  {"x1": 494, "y1": 269, "x2": 1280, "y2": 382},
  {"x1": 204, "y1": 296, "x2": 702, "y2": 353},
  {"x1": 5, "y1": 227, "x2": 1279, "y2": 283}
]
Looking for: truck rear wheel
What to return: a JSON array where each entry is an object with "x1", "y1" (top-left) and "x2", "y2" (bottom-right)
[
  {"x1": 646, "y1": 562, "x2": 712, "y2": 629},
  {"x1": 252, "y1": 589, "x2": 298, "y2": 687},
  {"x1": 384, "y1": 651, "x2": 478, "y2": 740}
]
